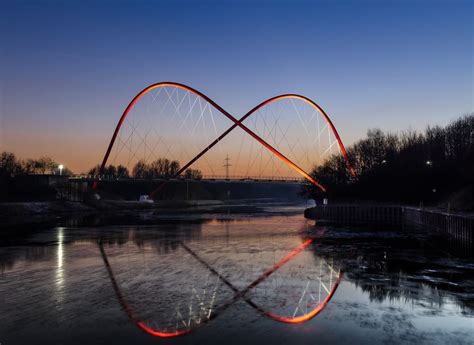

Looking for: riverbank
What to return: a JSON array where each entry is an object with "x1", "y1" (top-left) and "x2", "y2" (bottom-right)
[
  {"x1": 305, "y1": 204, "x2": 473, "y2": 247},
  {"x1": 0, "y1": 199, "x2": 305, "y2": 227}
]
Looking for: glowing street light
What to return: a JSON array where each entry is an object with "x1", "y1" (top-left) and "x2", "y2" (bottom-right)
[
  {"x1": 425, "y1": 160, "x2": 432, "y2": 166},
  {"x1": 58, "y1": 164, "x2": 64, "y2": 175}
]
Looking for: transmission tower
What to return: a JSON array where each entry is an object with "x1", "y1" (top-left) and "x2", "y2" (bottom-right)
[{"x1": 223, "y1": 155, "x2": 231, "y2": 179}]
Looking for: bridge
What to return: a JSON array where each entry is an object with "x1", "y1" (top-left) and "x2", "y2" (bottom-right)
[
  {"x1": 93, "y1": 82, "x2": 355, "y2": 198},
  {"x1": 88, "y1": 82, "x2": 349, "y2": 337},
  {"x1": 74, "y1": 175, "x2": 303, "y2": 184}
]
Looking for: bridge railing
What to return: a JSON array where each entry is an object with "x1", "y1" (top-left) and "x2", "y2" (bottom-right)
[
  {"x1": 200, "y1": 175, "x2": 302, "y2": 182},
  {"x1": 70, "y1": 175, "x2": 303, "y2": 183}
]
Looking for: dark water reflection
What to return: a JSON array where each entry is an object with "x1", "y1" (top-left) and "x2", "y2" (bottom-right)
[{"x1": 0, "y1": 205, "x2": 473, "y2": 345}]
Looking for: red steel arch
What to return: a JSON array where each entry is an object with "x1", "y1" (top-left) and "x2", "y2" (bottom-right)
[{"x1": 94, "y1": 82, "x2": 355, "y2": 194}]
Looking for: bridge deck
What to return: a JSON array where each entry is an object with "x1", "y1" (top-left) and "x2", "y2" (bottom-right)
[{"x1": 71, "y1": 176, "x2": 304, "y2": 184}]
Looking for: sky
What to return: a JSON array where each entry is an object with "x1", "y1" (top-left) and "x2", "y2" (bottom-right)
[{"x1": 0, "y1": 0, "x2": 472, "y2": 174}]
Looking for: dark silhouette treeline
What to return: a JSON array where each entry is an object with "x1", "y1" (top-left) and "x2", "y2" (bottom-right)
[
  {"x1": 0, "y1": 153, "x2": 202, "y2": 180},
  {"x1": 0, "y1": 152, "x2": 74, "y2": 201},
  {"x1": 88, "y1": 164, "x2": 130, "y2": 179},
  {"x1": 0, "y1": 152, "x2": 73, "y2": 176},
  {"x1": 88, "y1": 159, "x2": 202, "y2": 180},
  {"x1": 305, "y1": 114, "x2": 473, "y2": 210}
]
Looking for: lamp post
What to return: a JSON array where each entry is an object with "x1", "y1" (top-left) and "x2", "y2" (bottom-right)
[{"x1": 58, "y1": 164, "x2": 64, "y2": 176}]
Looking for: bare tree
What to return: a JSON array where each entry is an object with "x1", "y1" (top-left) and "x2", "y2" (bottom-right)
[
  {"x1": 116, "y1": 165, "x2": 129, "y2": 178},
  {"x1": 184, "y1": 168, "x2": 202, "y2": 180},
  {"x1": 132, "y1": 160, "x2": 149, "y2": 179},
  {"x1": 0, "y1": 152, "x2": 23, "y2": 177}
]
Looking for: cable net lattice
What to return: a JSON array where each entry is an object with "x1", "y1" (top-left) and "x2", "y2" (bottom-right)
[
  {"x1": 228, "y1": 97, "x2": 342, "y2": 178},
  {"x1": 107, "y1": 86, "x2": 233, "y2": 178},
  {"x1": 105, "y1": 85, "x2": 344, "y2": 181},
  {"x1": 101, "y1": 232, "x2": 342, "y2": 336}
]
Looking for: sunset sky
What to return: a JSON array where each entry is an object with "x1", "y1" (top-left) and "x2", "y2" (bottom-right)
[{"x1": 0, "y1": 0, "x2": 472, "y2": 174}]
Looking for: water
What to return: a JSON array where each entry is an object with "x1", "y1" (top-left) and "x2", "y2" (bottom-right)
[{"x1": 1, "y1": 204, "x2": 473, "y2": 344}]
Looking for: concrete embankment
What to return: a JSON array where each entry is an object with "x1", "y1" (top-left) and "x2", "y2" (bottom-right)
[{"x1": 304, "y1": 204, "x2": 473, "y2": 246}]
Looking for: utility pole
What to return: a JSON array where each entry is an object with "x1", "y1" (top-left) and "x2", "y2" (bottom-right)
[
  {"x1": 223, "y1": 155, "x2": 231, "y2": 179},
  {"x1": 223, "y1": 155, "x2": 231, "y2": 202}
]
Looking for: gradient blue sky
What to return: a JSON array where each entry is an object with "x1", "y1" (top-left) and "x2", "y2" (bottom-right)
[{"x1": 0, "y1": 0, "x2": 472, "y2": 172}]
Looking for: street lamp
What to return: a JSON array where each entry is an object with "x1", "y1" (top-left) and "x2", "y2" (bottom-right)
[
  {"x1": 58, "y1": 164, "x2": 64, "y2": 176},
  {"x1": 425, "y1": 160, "x2": 432, "y2": 166}
]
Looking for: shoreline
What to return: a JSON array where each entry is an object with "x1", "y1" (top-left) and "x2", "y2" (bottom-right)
[
  {"x1": 305, "y1": 204, "x2": 473, "y2": 248},
  {"x1": 0, "y1": 199, "x2": 306, "y2": 227}
]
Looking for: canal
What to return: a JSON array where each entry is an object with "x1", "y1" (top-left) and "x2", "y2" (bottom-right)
[{"x1": 1, "y1": 203, "x2": 473, "y2": 344}]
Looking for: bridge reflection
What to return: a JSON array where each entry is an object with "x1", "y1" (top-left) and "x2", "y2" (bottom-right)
[
  {"x1": 98, "y1": 233, "x2": 342, "y2": 338},
  {"x1": 1, "y1": 212, "x2": 473, "y2": 345}
]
